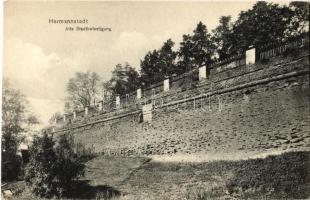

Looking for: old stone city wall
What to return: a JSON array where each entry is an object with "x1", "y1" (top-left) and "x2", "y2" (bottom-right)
[{"x1": 54, "y1": 44, "x2": 310, "y2": 156}]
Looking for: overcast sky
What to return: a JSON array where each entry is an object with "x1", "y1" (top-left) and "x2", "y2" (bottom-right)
[{"x1": 4, "y1": 1, "x2": 273, "y2": 124}]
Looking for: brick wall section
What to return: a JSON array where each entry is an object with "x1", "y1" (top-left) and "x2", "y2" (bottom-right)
[{"x1": 57, "y1": 53, "x2": 310, "y2": 156}]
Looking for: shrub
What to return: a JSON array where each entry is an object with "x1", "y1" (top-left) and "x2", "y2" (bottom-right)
[
  {"x1": 1, "y1": 152, "x2": 22, "y2": 181},
  {"x1": 25, "y1": 132, "x2": 85, "y2": 198},
  {"x1": 53, "y1": 134, "x2": 85, "y2": 193},
  {"x1": 24, "y1": 133, "x2": 57, "y2": 197}
]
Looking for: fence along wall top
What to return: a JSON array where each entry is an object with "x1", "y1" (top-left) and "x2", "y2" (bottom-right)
[
  {"x1": 257, "y1": 33, "x2": 309, "y2": 52},
  {"x1": 210, "y1": 53, "x2": 245, "y2": 69}
]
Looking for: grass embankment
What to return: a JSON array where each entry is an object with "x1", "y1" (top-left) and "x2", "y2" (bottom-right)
[
  {"x1": 9, "y1": 151, "x2": 310, "y2": 199},
  {"x1": 116, "y1": 151, "x2": 310, "y2": 199}
]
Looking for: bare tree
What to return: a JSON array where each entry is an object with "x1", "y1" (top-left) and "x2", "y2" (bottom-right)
[
  {"x1": 48, "y1": 112, "x2": 62, "y2": 125},
  {"x1": 65, "y1": 71, "x2": 101, "y2": 112}
]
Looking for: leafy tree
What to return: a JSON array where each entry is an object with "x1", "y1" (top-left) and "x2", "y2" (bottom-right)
[
  {"x1": 53, "y1": 134, "x2": 85, "y2": 194},
  {"x1": 2, "y1": 79, "x2": 27, "y2": 157},
  {"x1": 104, "y1": 63, "x2": 141, "y2": 96},
  {"x1": 140, "y1": 39, "x2": 178, "y2": 86},
  {"x1": 287, "y1": 2, "x2": 309, "y2": 37},
  {"x1": 212, "y1": 16, "x2": 234, "y2": 59},
  {"x1": 25, "y1": 133, "x2": 57, "y2": 197},
  {"x1": 26, "y1": 114, "x2": 40, "y2": 125},
  {"x1": 140, "y1": 50, "x2": 162, "y2": 86},
  {"x1": 2, "y1": 79, "x2": 40, "y2": 181},
  {"x1": 178, "y1": 22, "x2": 215, "y2": 72},
  {"x1": 126, "y1": 64, "x2": 142, "y2": 92},
  {"x1": 191, "y1": 22, "x2": 216, "y2": 67},
  {"x1": 66, "y1": 71, "x2": 101, "y2": 111},
  {"x1": 25, "y1": 132, "x2": 85, "y2": 197},
  {"x1": 231, "y1": 2, "x2": 293, "y2": 52},
  {"x1": 177, "y1": 34, "x2": 195, "y2": 73},
  {"x1": 158, "y1": 39, "x2": 178, "y2": 76}
]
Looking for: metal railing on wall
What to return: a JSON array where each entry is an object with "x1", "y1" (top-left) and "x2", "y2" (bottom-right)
[
  {"x1": 258, "y1": 34, "x2": 309, "y2": 60},
  {"x1": 210, "y1": 54, "x2": 246, "y2": 74}
]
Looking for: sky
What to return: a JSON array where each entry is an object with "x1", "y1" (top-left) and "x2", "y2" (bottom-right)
[{"x1": 3, "y1": 1, "x2": 268, "y2": 125}]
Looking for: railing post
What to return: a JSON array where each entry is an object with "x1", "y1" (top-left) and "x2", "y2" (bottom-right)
[
  {"x1": 201, "y1": 96, "x2": 205, "y2": 111},
  {"x1": 246, "y1": 46, "x2": 256, "y2": 65},
  {"x1": 199, "y1": 65, "x2": 207, "y2": 81},
  {"x1": 163, "y1": 78, "x2": 170, "y2": 92},
  {"x1": 85, "y1": 107, "x2": 89, "y2": 117},
  {"x1": 98, "y1": 101, "x2": 103, "y2": 111},
  {"x1": 116, "y1": 96, "x2": 120, "y2": 109},
  {"x1": 208, "y1": 93, "x2": 211, "y2": 111},
  {"x1": 63, "y1": 114, "x2": 66, "y2": 122},
  {"x1": 137, "y1": 88, "x2": 142, "y2": 99},
  {"x1": 126, "y1": 94, "x2": 129, "y2": 109},
  {"x1": 73, "y1": 111, "x2": 76, "y2": 119}
]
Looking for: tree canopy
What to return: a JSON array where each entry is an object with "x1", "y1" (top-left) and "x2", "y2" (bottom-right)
[
  {"x1": 66, "y1": 71, "x2": 101, "y2": 112},
  {"x1": 25, "y1": 133, "x2": 85, "y2": 197},
  {"x1": 287, "y1": 2, "x2": 309, "y2": 37},
  {"x1": 140, "y1": 50, "x2": 162, "y2": 86},
  {"x1": 104, "y1": 63, "x2": 141, "y2": 96},
  {"x1": 140, "y1": 39, "x2": 178, "y2": 86},
  {"x1": 212, "y1": 16, "x2": 234, "y2": 59},
  {"x1": 2, "y1": 79, "x2": 31, "y2": 156},
  {"x1": 230, "y1": 2, "x2": 293, "y2": 52},
  {"x1": 177, "y1": 22, "x2": 215, "y2": 72},
  {"x1": 2, "y1": 79, "x2": 40, "y2": 181}
]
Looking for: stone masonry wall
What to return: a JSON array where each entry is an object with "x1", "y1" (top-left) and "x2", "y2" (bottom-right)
[{"x1": 57, "y1": 53, "x2": 310, "y2": 156}]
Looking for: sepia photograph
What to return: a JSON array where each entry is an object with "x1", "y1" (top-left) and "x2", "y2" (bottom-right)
[{"x1": 1, "y1": 1, "x2": 310, "y2": 199}]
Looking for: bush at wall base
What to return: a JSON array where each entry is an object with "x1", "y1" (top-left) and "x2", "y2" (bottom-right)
[
  {"x1": 1, "y1": 152, "x2": 22, "y2": 181},
  {"x1": 24, "y1": 132, "x2": 85, "y2": 198}
]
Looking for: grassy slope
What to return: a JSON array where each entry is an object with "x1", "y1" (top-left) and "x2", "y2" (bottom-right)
[
  {"x1": 10, "y1": 151, "x2": 310, "y2": 200},
  {"x1": 115, "y1": 151, "x2": 310, "y2": 199}
]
